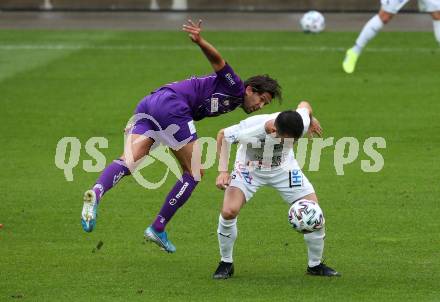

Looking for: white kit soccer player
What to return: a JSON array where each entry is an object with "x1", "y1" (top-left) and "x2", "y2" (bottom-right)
[
  {"x1": 343, "y1": 0, "x2": 440, "y2": 73},
  {"x1": 212, "y1": 101, "x2": 340, "y2": 279}
]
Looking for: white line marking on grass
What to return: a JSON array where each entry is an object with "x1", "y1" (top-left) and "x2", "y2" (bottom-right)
[{"x1": 0, "y1": 44, "x2": 437, "y2": 53}]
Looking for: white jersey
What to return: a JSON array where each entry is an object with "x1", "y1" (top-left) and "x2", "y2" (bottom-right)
[{"x1": 223, "y1": 108, "x2": 310, "y2": 171}]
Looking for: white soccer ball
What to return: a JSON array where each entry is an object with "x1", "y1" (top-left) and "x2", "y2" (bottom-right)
[
  {"x1": 300, "y1": 11, "x2": 325, "y2": 33},
  {"x1": 288, "y1": 199, "x2": 325, "y2": 233}
]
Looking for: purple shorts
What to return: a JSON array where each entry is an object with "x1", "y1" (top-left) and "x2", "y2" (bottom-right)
[{"x1": 130, "y1": 88, "x2": 197, "y2": 149}]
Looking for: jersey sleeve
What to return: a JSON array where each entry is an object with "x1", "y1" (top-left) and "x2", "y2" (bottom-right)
[
  {"x1": 215, "y1": 63, "x2": 244, "y2": 97},
  {"x1": 223, "y1": 115, "x2": 269, "y2": 144},
  {"x1": 296, "y1": 107, "x2": 311, "y2": 136}
]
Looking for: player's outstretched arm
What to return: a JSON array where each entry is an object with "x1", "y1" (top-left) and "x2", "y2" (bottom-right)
[
  {"x1": 308, "y1": 116, "x2": 322, "y2": 138},
  {"x1": 182, "y1": 19, "x2": 226, "y2": 72},
  {"x1": 297, "y1": 101, "x2": 322, "y2": 138}
]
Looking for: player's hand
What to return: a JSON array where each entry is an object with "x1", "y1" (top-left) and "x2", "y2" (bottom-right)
[
  {"x1": 182, "y1": 19, "x2": 202, "y2": 43},
  {"x1": 216, "y1": 171, "x2": 230, "y2": 190},
  {"x1": 308, "y1": 117, "x2": 322, "y2": 138}
]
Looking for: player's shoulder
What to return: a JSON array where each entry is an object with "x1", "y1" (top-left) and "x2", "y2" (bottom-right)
[
  {"x1": 215, "y1": 63, "x2": 244, "y2": 89},
  {"x1": 268, "y1": 112, "x2": 281, "y2": 120}
]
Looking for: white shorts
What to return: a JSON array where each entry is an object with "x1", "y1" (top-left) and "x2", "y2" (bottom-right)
[
  {"x1": 381, "y1": 0, "x2": 440, "y2": 13},
  {"x1": 229, "y1": 161, "x2": 315, "y2": 205},
  {"x1": 381, "y1": 0, "x2": 410, "y2": 14},
  {"x1": 418, "y1": 0, "x2": 440, "y2": 12}
]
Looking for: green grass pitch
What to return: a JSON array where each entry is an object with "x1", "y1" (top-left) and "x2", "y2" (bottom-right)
[{"x1": 0, "y1": 29, "x2": 439, "y2": 301}]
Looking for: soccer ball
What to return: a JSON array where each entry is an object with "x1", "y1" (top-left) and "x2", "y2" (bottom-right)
[
  {"x1": 300, "y1": 11, "x2": 325, "y2": 33},
  {"x1": 288, "y1": 199, "x2": 325, "y2": 233}
]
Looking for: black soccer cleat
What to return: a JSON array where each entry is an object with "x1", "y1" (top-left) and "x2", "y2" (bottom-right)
[
  {"x1": 213, "y1": 261, "x2": 234, "y2": 279},
  {"x1": 307, "y1": 263, "x2": 341, "y2": 277}
]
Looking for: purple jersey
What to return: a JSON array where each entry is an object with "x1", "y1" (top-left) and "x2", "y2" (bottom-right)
[{"x1": 156, "y1": 63, "x2": 245, "y2": 121}]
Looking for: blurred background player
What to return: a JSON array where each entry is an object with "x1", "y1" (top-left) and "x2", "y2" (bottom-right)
[
  {"x1": 343, "y1": 0, "x2": 440, "y2": 73},
  {"x1": 80, "y1": 19, "x2": 282, "y2": 253},
  {"x1": 212, "y1": 101, "x2": 340, "y2": 279}
]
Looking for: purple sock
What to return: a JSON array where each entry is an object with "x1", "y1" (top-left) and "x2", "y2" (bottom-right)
[
  {"x1": 92, "y1": 159, "x2": 131, "y2": 203},
  {"x1": 152, "y1": 172, "x2": 199, "y2": 232}
]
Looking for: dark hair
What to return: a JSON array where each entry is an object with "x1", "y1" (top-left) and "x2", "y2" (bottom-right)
[
  {"x1": 244, "y1": 75, "x2": 282, "y2": 101},
  {"x1": 274, "y1": 111, "x2": 304, "y2": 139}
]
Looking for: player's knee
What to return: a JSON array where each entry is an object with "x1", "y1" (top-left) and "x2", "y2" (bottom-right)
[
  {"x1": 122, "y1": 149, "x2": 147, "y2": 165},
  {"x1": 221, "y1": 207, "x2": 239, "y2": 220},
  {"x1": 379, "y1": 11, "x2": 394, "y2": 24},
  {"x1": 432, "y1": 11, "x2": 440, "y2": 20}
]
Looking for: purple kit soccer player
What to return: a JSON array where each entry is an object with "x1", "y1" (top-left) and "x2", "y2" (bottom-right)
[{"x1": 81, "y1": 20, "x2": 282, "y2": 253}]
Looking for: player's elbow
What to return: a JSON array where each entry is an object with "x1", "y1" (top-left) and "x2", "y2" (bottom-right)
[
  {"x1": 212, "y1": 59, "x2": 226, "y2": 72},
  {"x1": 298, "y1": 100, "x2": 311, "y2": 107},
  {"x1": 297, "y1": 100, "x2": 313, "y2": 114}
]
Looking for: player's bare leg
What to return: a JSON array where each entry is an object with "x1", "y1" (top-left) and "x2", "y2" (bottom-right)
[
  {"x1": 145, "y1": 140, "x2": 202, "y2": 253},
  {"x1": 81, "y1": 134, "x2": 154, "y2": 232},
  {"x1": 213, "y1": 186, "x2": 246, "y2": 279},
  {"x1": 300, "y1": 193, "x2": 318, "y2": 202},
  {"x1": 343, "y1": 10, "x2": 392, "y2": 73}
]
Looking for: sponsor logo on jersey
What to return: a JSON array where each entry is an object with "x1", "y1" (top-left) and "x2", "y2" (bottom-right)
[
  {"x1": 233, "y1": 163, "x2": 252, "y2": 184},
  {"x1": 226, "y1": 133, "x2": 238, "y2": 143},
  {"x1": 239, "y1": 170, "x2": 252, "y2": 184},
  {"x1": 211, "y1": 98, "x2": 219, "y2": 113},
  {"x1": 169, "y1": 198, "x2": 178, "y2": 206},
  {"x1": 234, "y1": 163, "x2": 253, "y2": 184},
  {"x1": 225, "y1": 73, "x2": 236, "y2": 86}
]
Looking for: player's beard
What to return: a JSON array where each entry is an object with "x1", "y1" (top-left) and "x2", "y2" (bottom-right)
[{"x1": 242, "y1": 104, "x2": 253, "y2": 114}]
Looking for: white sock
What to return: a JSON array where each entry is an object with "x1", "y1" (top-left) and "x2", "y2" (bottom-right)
[
  {"x1": 304, "y1": 227, "x2": 325, "y2": 267},
  {"x1": 217, "y1": 215, "x2": 237, "y2": 263},
  {"x1": 433, "y1": 20, "x2": 440, "y2": 44},
  {"x1": 353, "y1": 15, "x2": 384, "y2": 55}
]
